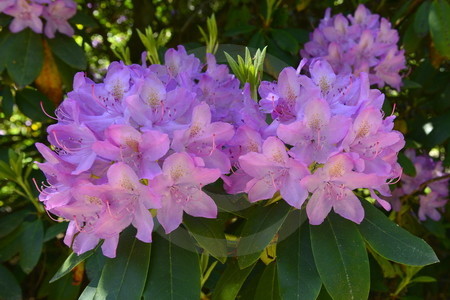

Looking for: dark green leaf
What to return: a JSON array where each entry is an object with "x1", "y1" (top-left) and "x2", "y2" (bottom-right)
[
  {"x1": 224, "y1": 25, "x2": 256, "y2": 36},
  {"x1": 277, "y1": 214, "x2": 321, "y2": 300},
  {"x1": 48, "y1": 272, "x2": 81, "y2": 300},
  {"x1": 398, "y1": 152, "x2": 417, "y2": 176},
  {"x1": 0, "y1": 31, "x2": 12, "y2": 73},
  {"x1": 48, "y1": 34, "x2": 87, "y2": 70},
  {"x1": 143, "y1": 228, "x2": 200, "y2": 300},
  {"x1": 254, "y1": 263, "x2": 281, "y2": 300},
  {"x1": 403, "y1": 22, "x2": 421, "y2": 54},
  {"x1": 237, "y1": 202, "x2": 290, "y2": 269},
  {"x1": 183, "y1": 215, "x2": 227, "y2": 263},
  {"x1": 358, "y1": 201, "x2": 439, "y2": 266},
  {"x1": 310, "y1": 213, "x2": 370, "y2": 300},
  {"x1": 429, "y1": 0, "x2": 450, "y2": 58},
  {"x1": 0, "y1": 264, "x2": 22, "y2": 300},
  {"x1": 44, "y1": 222, "x2": 69, "y2": 242},
  {"x1": 15, "y1": 88, "x2": 55, "y2": 122},
  {"x1": 51, "y1": 246, "x2": 99, "y2": 283},
  {"x1": 70, "y1": 11, "x2": 98, "y2": 28},
  {"x1": 85, "y1": 249, "x2": 107, "y2": 282},
  {"x1": 0, "y1": 88, "x2": 14, "y2": 119},
  {"x1": 5, "y1": 29, "x2": 44, "y2": 87},
  {"x1": 0, "y1": 14, "x2": 12, "y2": 27},
  {"x1": 0, "y1": 226, "x2": 23, "y2": 262},
  {"x1": 402, "y1": 79, "x2": 422, "y2": 89},
  {"x1": 212, "y1": 259, "x2": 256, "y2": 300},
  {"x1": 270, "y1": 29, "x2": 299, "y2": 54},
  {"x1": 425, "y1": 111, "x2": 450, "y2": 146},
  {"x1": 0, "y1": 210, "x2": 29, "y2": 238},
  {"x1": 94, "y1": 227, "x2": 151, "y2": 300},
  {"x1": 19, "y1": 219, "x2": 44, "y2": 274},
  {"x1": 414, "y1": 1, "x2": 431, "y2": 37},
  {"x1": 411, "y1": 276, "x2": 436, "y2": 283},
  {"x1": 248, "y1": 30, "x2": 266, "y2": 51}
]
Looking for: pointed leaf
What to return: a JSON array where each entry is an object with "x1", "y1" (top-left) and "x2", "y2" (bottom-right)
[
  {"x1": 212, "y1": 259, "x2": 256, "y2": 300},
  {"x1": 277, "y1": 211, "x2": 321, "y2": 300},
  {"x1": 94, "y1": 227, "x2": 151, "y2": 300},
  {"x1": 19, "y1": 219, "x2": 44, "y2": 274},
  {"x1": 0, "y1": 88, "x2": 14, "y2": 119},
  {"x1": 50, "y1": 245, "x2": 99, "y2": 283},
  {"x1": 0, "y1": 264, "x2": 22, "y2": 300},
  {"x1": 254, "y1": 262, "x2": 281, "y2": 300},
  {"x1": 414, "y1": 1, "x2": 431, "y2": 37},
  {"x1": 237, "y1": 202, "x2": 291, "y2": 269},
  {"x1": 48, "y1": 34, "x2": 87, "y2": 70},
  {"x1": 184, "y1": 215, "x2": 227, "y2": 263},
  {"x1": 15, "y1": 88, "x2": 55, "y2": 122},
  {"x1": 0, "y1": 209, "x2": 29, "y2": 238},
  {"x1": 143, "y1": 228, "x2": 200, "y2": 300},
  {"x1": 358, "y1": 201, "x2": 439, "y2": 266},
  {"x1": 310, "y1": 213, "x2": 370, "y2": 300},
  {"x1": 5, "y1": 29, "x2": 44, "y2": 86},
  {"x1": 429, "y1": 0, "x2": 450, "y2": 58}
]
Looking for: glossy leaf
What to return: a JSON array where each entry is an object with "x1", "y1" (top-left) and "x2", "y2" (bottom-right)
[
  {"x1": 5, "y1": 29, "x2": 44, "y2": 86},
  {"x1": 271, "y1": 29, "x2": 299, "y2": 54},
  {"x1": 414, "y1": 1, "x2": 431, "y2": 37},
  {"x1": 183, "y1": 215, "x2": 227, "y2": 263},
  {"x1": 212, "y1": 259, "x2": 256, "y2": 300},
  {"x1": 0, "y1": 209, "x2": 29, "y2": 239},
  {"x1": 15, "y1": 88, "x2": 55, "y2": 122},
  {"x1": 310, "y1": 213, "x2": 370, "y2": 300},
  {"x1": 48, "y1": 272, "x2": 81, "y2": 300},
  {"x1": 20, "y1": 219, "x2": 44, "y2": 274},
  {"x1": 0, "y1": 264, "x2": 22, "y2": 300},
  {"x1": 143, "y1": 228, "x2": 200, "y2": 300},
  {"x1": 277, "y1": 213, "x2": 321, "y2": 300},
  {"x1": 48, "y1": 34, "x2": 87, "y2": 70},
  {"x1": 237, "y1": 202, "x2": 291, "y2": 269},
  {"x1": 51, "y1": 246, "x2": 98, "y2": 283},
  {"x1": 94, "y1": 227, "x2": 151, "y2": 300},
  {"x1": 0, "y1": 87, "x2": 14, "y2": 119},
  {"x1": 44, "y1": 222, "x2": 69, "y2": 242},
  {"x1": 359, "y1": 201, "x2": 439, "y2": 266},
  {"x1": 254, "y1": 262, "x2": 281, "y2": 300},
  {"x1": 429, "y1": 0, "x2": 450, "y2": 58}
]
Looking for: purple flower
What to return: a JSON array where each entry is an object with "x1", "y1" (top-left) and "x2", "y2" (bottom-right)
[
  {"x1": 239, "y1": 136, "x2": 309, "y2": 208},
  {"x1": 0, "y1": 0, "x2": 15, "y2": 13},
  {"x1": 151, "y1": 153, "x2": 220, "y2": 233},
  {"x1": 302, "y1": 153, "x2": 386, "y2": 225},
  {"x1": 4, "y1": 0, "x2": 43, "y2": 34},
  {"x1": 42, "y1": 0, "x2": 76, "y2": 38},
  {"x1": 418, "y1": 192, "x2": 447, "y2": 221}
]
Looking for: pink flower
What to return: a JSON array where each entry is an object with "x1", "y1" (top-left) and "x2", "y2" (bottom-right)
[
  {"x1": 42, "y1": 0, "x2": 76, "y2": 38},
  {"x1": 239, "y1": 136, "x2": 310, "y2": 208},
  {"x1": 151, "y1": 153, "x2": 220, "y2": 233},
  {"x1": 4, "y1": 0, "x2": 43, "y2": 34}
]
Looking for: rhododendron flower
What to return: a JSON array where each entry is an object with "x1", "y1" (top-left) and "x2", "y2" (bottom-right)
[
  {"x1": 4, "y1": 0, "x2": 43, "y2": 33},
  {"x1": 42, "y1": 0, "x2": 77, "y2": 38},
  {"x1": 301, "y1": 4, "x2": 405, "y2": 89},
  {"x1": 239, "y1": 137, "x2": 309, "y2": 208},
  {"x1": 151, "y1": 153, "x2": 220, "y2": 234},
  {"x1": 302, "y1": 154, "x2": 386, "y2": 224}
]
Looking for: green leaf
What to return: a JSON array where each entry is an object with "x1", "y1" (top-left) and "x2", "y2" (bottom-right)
[
  {"x1": 183, "y1": 215, "x2": 227, "y2": 263},
  {"x1": 237, "y1": 202, "x2": 291, "y2": 269},
  {"x1": 271, "y1": 29, "x2": 299, "y2": 54},
  {"x1": 212, "y1": 259, "x2": 256, "y2": 300},
  {"x1": 51, "y1": 246, "x2": 99, "y2": 283},
  {"x1": 310, "y1": 213, "x2": 370, "y2": 300},
  {"x1": 15, "y1": 88, "x2": 55, "y2": 122},
  {"x1": 19, "y1": 219, "x2": 44, "y2": 274},
  {"x1": 277, "y1": 214, "x2": 321, "y2": 300},
  {"x1": 0, "y1": 264, "x2": 22, "y2": 300},
  {"x1": 0, "y1": 88, "x2": 14, "y2": 119},
  {"x1": 0, "y1": 209, "x2": 29, "y2": 238},
  {"x1": 0, "y1": 31, "x2": 12, "y2": 73},
  {"x1": 94, "y1": 227, "x2": 151, "y2": 300},
  {"x1": 48, "y1": 34, "x2": 87, "y2": 70},
  {"x1": 48, "y1": 272, "x2": 81, "y2": 300},
  {"x1": 44, "y1": 222, "x2": 68, "y2": 242},
  {"x1": 429, "y1": 0, "x2": 450, "y2": 58},
  {"x1": 248, "y1": 30, "x2": 266, "y2": 50},
  {"x1": 358, "y1": 201, "x2": 439, "y2": 266},
  {"x1": 5, "y1": 29, "x2": 44, "y2": 87},
  {"x1": 0, "y1": 226, "x2": 23, "y2": 262},
  {"x1": 254, "y1": 263, "x2": 281, "y2": 300},
  {"x1": 143, "y1": 228, "x2": 200, "y2": 300},
  {"x1": 414, "y1": 1, "x2": 431, "y2": 37},
  {"x1": 402, "y1": 79, "x2": 422, "y2": 89},
  {"x1": 398, "y1": 152, "x2": 417, "y2": 176},
  {"x1": 70, "y1": 11, "x2": 98, "y2": 28}
]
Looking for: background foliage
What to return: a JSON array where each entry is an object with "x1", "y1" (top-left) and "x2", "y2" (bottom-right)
[{"x1": 1, "y1": 0, "x2": 450, "y2": 299}]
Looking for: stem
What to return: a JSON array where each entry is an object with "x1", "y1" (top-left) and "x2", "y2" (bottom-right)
[{"x1": 17, "y1": 178, "x2": 44, "y2": 215}]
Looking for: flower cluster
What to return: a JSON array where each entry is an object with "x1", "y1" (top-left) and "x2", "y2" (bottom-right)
[
  {"x1": 301, "y1": 4, "x2": 406, "y2": 90},
  {"x1": 1, "y1": 0, "x2": 76, "y2": 38},
  {"x1": 390, "y1": 150, "x2": 449, "y2": 221},
  {"x1": 230, "y1": 58, "x2": 405, "y2": 225},
  {"x1": 36, "y1": 46, "x2": 266, "y2": 257}
]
